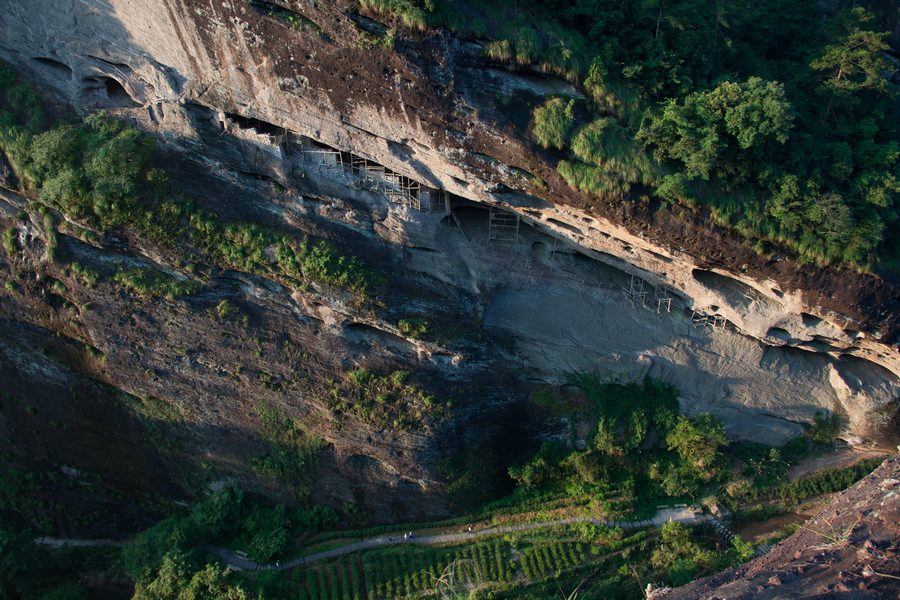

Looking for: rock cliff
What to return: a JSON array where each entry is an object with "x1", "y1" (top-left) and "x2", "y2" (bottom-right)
[{"x1": 0, "y1": 0, "x2": 897, "y2": 519}]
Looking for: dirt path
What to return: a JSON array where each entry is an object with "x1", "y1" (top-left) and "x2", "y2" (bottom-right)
[
  {"x1": 787, "y1": 449, "x2": 887, "y2": 482},
  {"x1": 207, "y1": 507, "x2": 711, "y2": 572},
  {"x1": 34, "y1": 507, "x2": 712, "y2": 573}
]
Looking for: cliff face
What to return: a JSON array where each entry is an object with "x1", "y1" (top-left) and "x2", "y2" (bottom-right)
[{"x1": 0, "y1": 0, "x2": 898, "y2": 519}]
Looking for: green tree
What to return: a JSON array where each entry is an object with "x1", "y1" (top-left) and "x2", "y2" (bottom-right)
[
  {"x1": 39, "y1": 583, "x2": 89, "y2": 600},
  {"x1": 243, "y1": 503, "x2": 289, "y2": 563},
  {"x1": 188, "y1": 484, "x2": 244, "y2": 541},
  {"x1": 810, "y1": 6, "x2": 895, "y2": 119},
  {"x1": 666, "y1": 414, "x2": 727, "y2": 480},
  {"x1": 0, "y1": 526, "x2": 46, "y2": 598},
  {"x1": 650, "y1": 521, "x2": 712, "y2": 586},
  {"x1": 123, "y1": 516, "x2": 191, "y2": 584},
  {"x1": 638, "y1": 77, "x2": 793, "y2": 181},
  {"x1": 133, "y1": 552, "x2": 248, "y2": 600},
  {"x1": 593, "y1": 416, "x2": 620, "y2": 456}
]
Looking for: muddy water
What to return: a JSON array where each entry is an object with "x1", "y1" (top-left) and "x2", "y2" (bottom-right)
[{"x1": 733, "y1": 512, "x2": 810, "y2": 541}]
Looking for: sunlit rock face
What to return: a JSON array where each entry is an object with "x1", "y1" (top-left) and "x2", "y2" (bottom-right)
[{"x1": 0, "y1": 0, "x2": 897, "y2": 517}]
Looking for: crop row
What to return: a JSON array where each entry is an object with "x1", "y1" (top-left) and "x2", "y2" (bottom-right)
[{"x1": 520, "y1": 541, "x2": 588, "y2": 580}]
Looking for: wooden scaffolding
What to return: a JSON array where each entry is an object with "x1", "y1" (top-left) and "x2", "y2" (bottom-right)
[
  {"x1": 488, "y1": 206, "x2": 520, "y2": 246},
  {"x1": 623, "y1": 274, "x2": 648, "y2": 308},
  {"x1": 654, "y1": 286, "x2": 673, "y2": 313},
  {"x1": 691, "y1": 310, "x2": 727, "y2": 330}
]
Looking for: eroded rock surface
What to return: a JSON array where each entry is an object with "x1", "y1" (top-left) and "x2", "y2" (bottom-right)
[{"x1": 0, "y1": 0, "x2": 898, "y2": 517}]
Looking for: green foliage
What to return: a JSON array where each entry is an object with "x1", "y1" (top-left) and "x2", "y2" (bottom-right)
[
  {"x1": 649, "y1": 413, "x2": 729, "y2": 496},
  {"x1": 68, "y1": 261, "x2": 100, "y2": 288},
  {"x1": 39, "y1": 583, "x2": 89, "y2": 600},
  {"x1": 510, "y1": 377, "x2": 693, "y2": 512},
  {"x1": 0, "y1": 460, "x2": 63, "y2": 533},
  {"x1": 665, "y1": 414, "x2": 728, "y2": 475},
  {"x1": 744, "y1": 447, "x2": 788, "y2": 488},
  {"x1": 730, "y1": 534, "x2": 754, "y2": 564},
  {"x1": 244, "y1": 504, "x2": 289, "y2": 563},
  {"x1": 251, "y1": 401, "x2": 325, "y2": 501},
  {"x1": 328, "y1": 368, "x2": 445, "y2": 430},
  {"x1": 638, "y1": 77, "x2": 793, "y2": 181},
  {"x1": 123, "y1": 516, "x2": 189, "y2": 584},
  {"x1": 42, "y1": 211, "x2": 57, "y2": 262},
  {"x1": 508, "y1": 443, "x2": 566, "y2": 490},
  {"x1": 573, "y1": 375, "x2": 678, "y2": 455},
  {"x1": 398, "y1": 316, "x2": 429, "y2": 338},
  {"x1": 809, "y1": 410, "x2": 843, "y2": 444},
  {"x1": 726, "y1": 457, "x2": 883, "y2": 512},
  {"x1": 358, "y1": 0, "x2": 432, "y2": 30},
  {"x1": 560, "y1": 116, "x2": 658, "y2": 195},
  {"x1": 417, "y1": 4, "x2": 900, "y2": 268},
  {"x1": 485, "y1": 38, "x2": 513, "y2": 62},
  {"x1": 265, "y1": 6, "x2": 322, "y2": 33},
  {"x1": 23, "y1": 113, "x2": 155, "y2": 230},
  {"x1": 1, "y1": 521, "x2": 113, "y2": 600},
  {"x1": 207, "y1": 299, "x2": 250, "y2": 328},
  {"x1": 114, "y1": 267, "x2": 199, "y2": 300},
  {"x1": 2, "y1": 227, "x2": 16, "y2": 256},
  {"x1": 810, "y1": 7, "x2": 894, "y2": 99},
  {"x1": 275, "y1": 237, "x2": 377, "y2": 300},
  {"x1": 132, "y1": 552, "x2": 249, "y2": 600},
  {"x1": 532, "y1": 98, "x2": 576, "y2": 150},
  {"x1": 0, "y1": 78, "x2": 378, "y2": 300},
  {"x1": 650, "y1": 522, "x2": 712, "y2": 586},
  {"x1": 125, "y1": 484, "x2": 307, "y2": 588},
  {"x1": 353, "y1": 541, "x2": 515, "y2": 599},
  {"x1": 0, "y1": 62, "x2": 45, "y2": 180},
  {"x1": 0, "y1": 524, "x2": 48, "y2": 597},
  {"x1": 437, "y1": 442, "x2": 506, "y2": 511}
]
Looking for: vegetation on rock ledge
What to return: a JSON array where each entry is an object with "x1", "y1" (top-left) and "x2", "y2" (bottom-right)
[{"x1": 360, "y1": 1, "x2": 900, "y2": 270}]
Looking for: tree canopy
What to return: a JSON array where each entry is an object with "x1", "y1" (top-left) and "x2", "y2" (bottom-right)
[{"x1": 392, "y1": 1, "x2": 899, "y2": 269}]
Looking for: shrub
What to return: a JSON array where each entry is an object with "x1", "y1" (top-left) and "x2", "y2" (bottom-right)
[
  {"x1": 113, "y1": 267, "x2": 198, "y2": 300},
  {"x1": 484, "y1": 39, "x2": 513, "y2": 62},
  {"x1": 332, "y1": 368, "x2": 444, "y2": 430},
  {"x1": 265, "y1": 6, "x2": 321, "y2": 33},
  {"x1": 2, "y1": 227, "x2": 16, "y2": 256},
  {"x1": 666, "y1": 414, "x2": 728, "y2": 479},
  {"x1": 69, "y1": 262, "x2": 100, "y2": 288},
  {"x1": 809, "y1": 410, "x2": 843, "y2": 443},
  {"x1": 246, "y1": 510, "x2": 289, "y2": 563},
  {"x1": 251, "y1": 401, "x2": 325, "y2": 501},
  {"x1": 398, "y1": 317, "x2": 428, "y2": 338},
  {"x1": 650, "y1": 522, "x2": 712, "y2": 586},
  {"x1": 532, "y1": 98, "x2": 575, "y2": 150}
]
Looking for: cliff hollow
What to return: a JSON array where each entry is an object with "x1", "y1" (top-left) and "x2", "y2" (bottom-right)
[{"x1": 0, "y1": 0, "x2": 898, "y2": 522}]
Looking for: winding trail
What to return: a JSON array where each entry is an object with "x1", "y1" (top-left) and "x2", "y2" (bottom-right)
[
  {"x1": 34, "y1": 507, "x2": 712, "y2": 572},
  {"x1": 206, "y1": 507, "x2": 711, "y2": 572},
  {"x1": 34, "y1": 537, "x2": 127, "y2": 548}
]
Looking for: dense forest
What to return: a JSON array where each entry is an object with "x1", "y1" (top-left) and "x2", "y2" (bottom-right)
[{"x1": 365, "y1": 0, "x2": 900, "y2": 270}]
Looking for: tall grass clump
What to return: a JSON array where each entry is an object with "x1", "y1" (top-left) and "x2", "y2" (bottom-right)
[
  {"x1": 532, "y1": 97, "x2": 575, "y2": 150},
  {"x1": 358, "y1": 0, "x2": 430, "y2": 30},
  {"x1": 559, "y1": 117, "x2": 658, "y2": 195}
]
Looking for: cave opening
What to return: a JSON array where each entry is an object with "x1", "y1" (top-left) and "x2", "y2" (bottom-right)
[
  {"x1": 104, "y1": 78, "x2": 134, "y2": 104},
  {"x1": 81, "y1": 75, "x2": 138, "y2": 108},
  {"x1": 224, "y1": 112, "x2": 285, "y2": 136}
]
